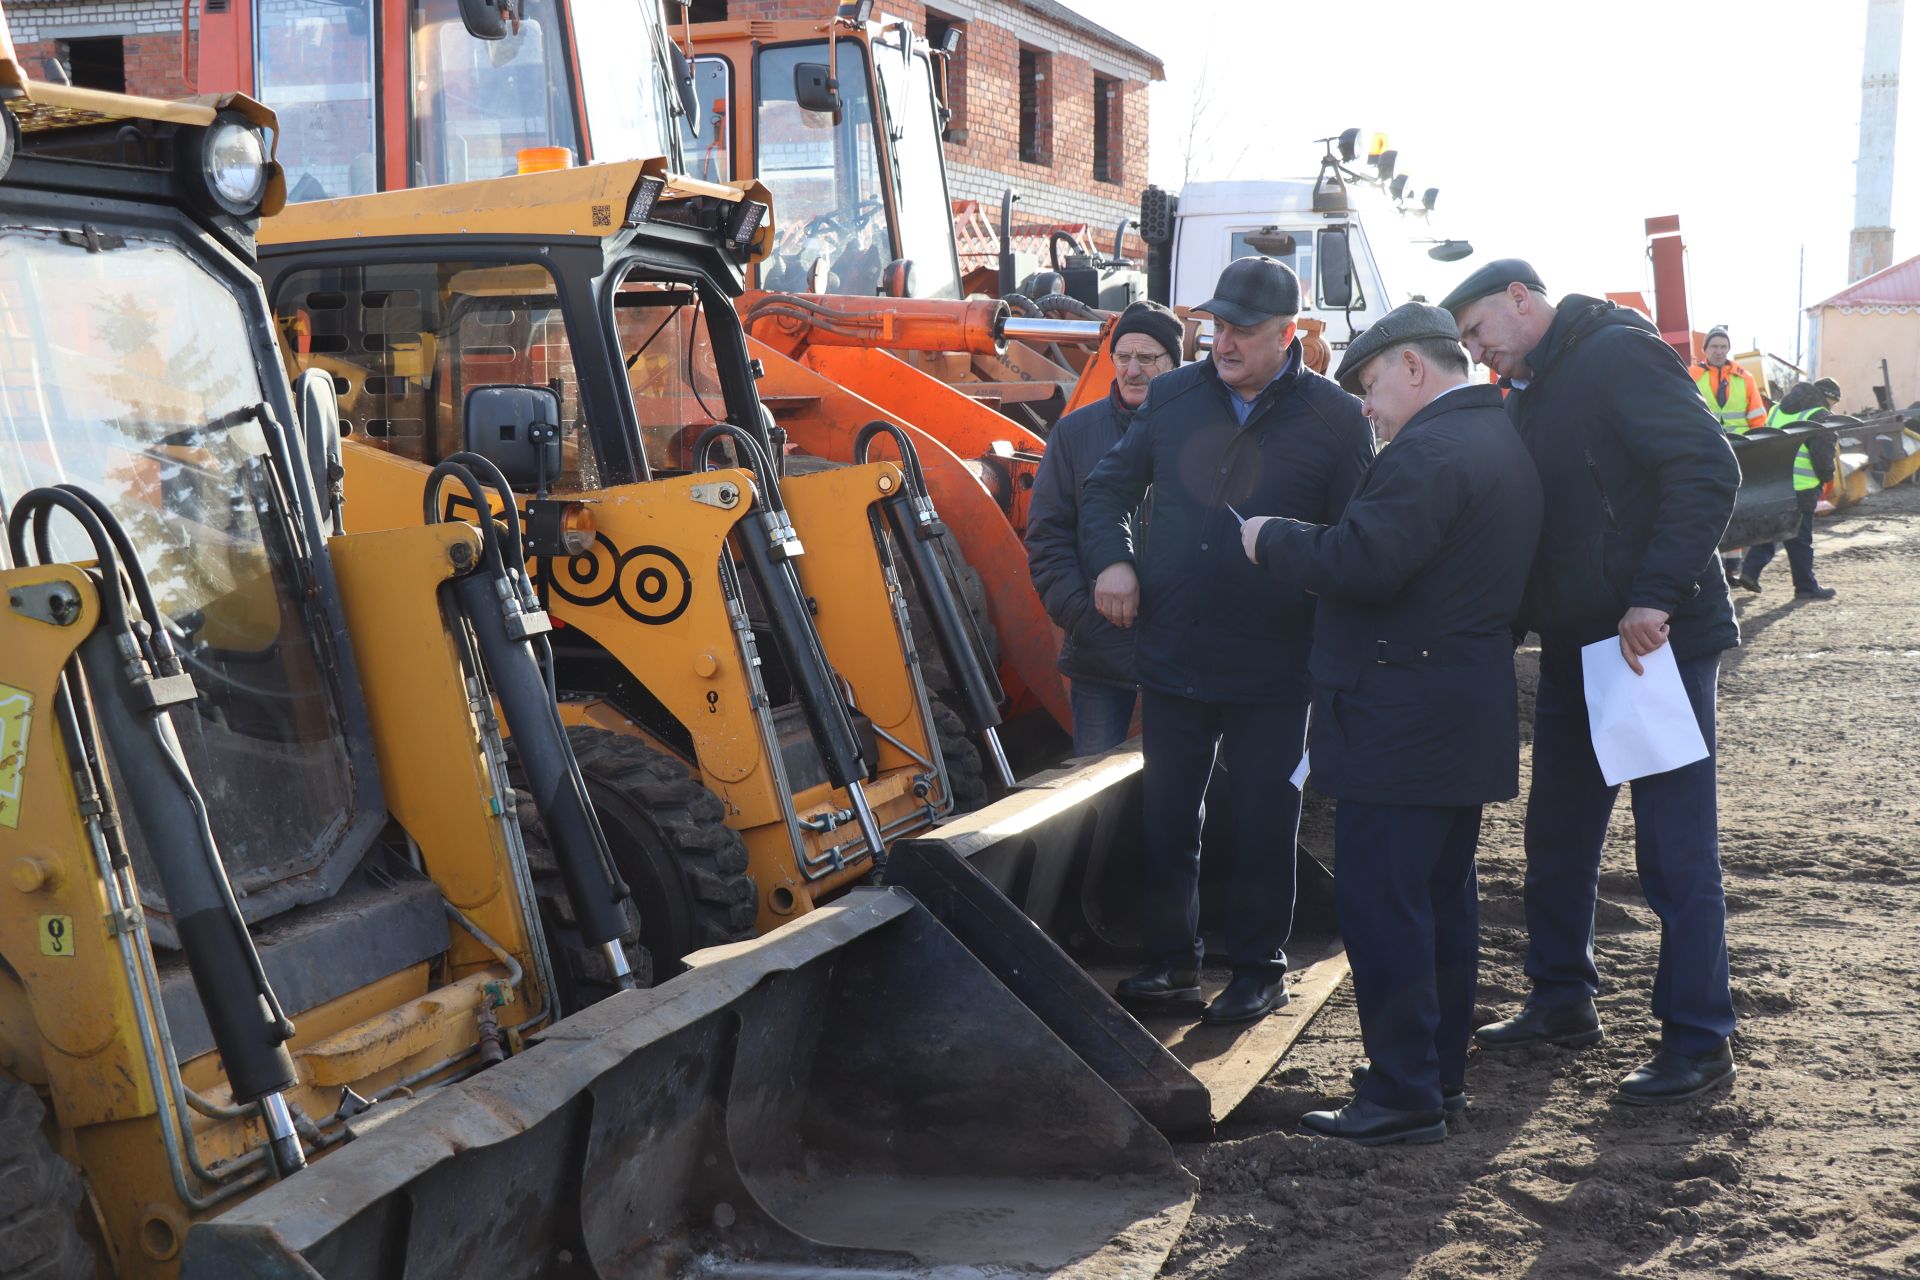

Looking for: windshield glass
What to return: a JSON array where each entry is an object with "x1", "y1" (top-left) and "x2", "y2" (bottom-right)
[
  {"x1": 410, "y1": 0, "x2": 583, "y2": 186},
  {"x1": 275, "y1": 259, "x2": 603, "y2": 490},
  {"x1": 573, "y1": 0, "x2": 678, "y2": 165},
  {"x1": 255, "y1": 0, "x2": 378, "y2": 202},
  {"x1": 871, "y1": 34, "x2": 961, "y2": 299},
  {"x1": 755, "y1": 42, "x2": 887, "y2": 296},
  {"x1": 678, "y1": 55, "x2": 733, "y2": 183},
  {"x1": 611, "y1": 272, "x2": 730, "y2": 476},
  {"x1": 0, "y1": 230, "x2": 357, "y2": 908}
]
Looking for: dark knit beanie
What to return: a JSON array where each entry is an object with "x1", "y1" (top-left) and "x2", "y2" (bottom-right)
[{"x1": 1109, "y1": 300, "x2": 1183, "y2": 366}]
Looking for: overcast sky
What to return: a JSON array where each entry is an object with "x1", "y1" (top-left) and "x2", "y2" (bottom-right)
[{"x1": 1089, "y1": 0, "x2": 1915, "y2": 365}]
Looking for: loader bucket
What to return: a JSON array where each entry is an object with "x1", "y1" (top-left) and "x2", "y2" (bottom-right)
[
  {"x1": 1722, "y1": 425, "x2": 1838, "y2": 548},
  {"x1": 179, "y1": 889, "x2": 1194, "y2": 1280},
  {"x1": 887, "y1": 748, "x2": 1347, "y2": 1132}
]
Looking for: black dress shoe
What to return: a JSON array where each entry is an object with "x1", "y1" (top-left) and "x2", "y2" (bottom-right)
[
  {"x1": 1616, "y1": 1043, "x2": 1734, "y2": 1105},
  {"x1": 1736, "y1": 573, "x2": 1763, "y2": 593},
  {"x1": 1114, "y1": 963, "x2": 1201, "y2": 1008},
  {"x1": 1473, "y1": 998, "x2": 1604, "y2": 1049},
  {"x1": 1795, "y1": 584, "x2": 1837, "y2": 600},
  {"x1": 1350, "y1": 1065, "x2": 1466, "y2": 1114},
  {"x1": 1299, "y1": 1097, "x2": 1447, "y2": 1147},
  {"x1": 1201, "y1": 972, "x2": 1288, "y2": 1024}
]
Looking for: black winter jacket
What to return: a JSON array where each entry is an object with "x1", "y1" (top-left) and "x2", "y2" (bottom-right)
[
  {"x1": 1255, "y1": 385, "x2": 1543, "y2": 806},
  {"x1": 1024, "y1": 384, "x2": 1139, "y2": 688},
  {"x1": 1080, "y1": 343, "x2": 1376, "y2": 704},
  {"x1": 1506, "y1": 296, "x2": 1740, "y2": 661}
]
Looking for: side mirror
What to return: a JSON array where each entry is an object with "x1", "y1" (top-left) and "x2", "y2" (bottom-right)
[
  {"x1": 1428, "y1": 239, "x2": 1475, "y2": 263},
  {"x1": 464, "y1": 385, "x2": 562, "y2": 489},
  {"x1": 292, "y1": 369, "x2": 346, "y2": 533},
  {"x1": 671, "y1": 45, "x2": 702, "y2": 138},
  {"x1": 1243, "y1": 226, "x2": 1297, "y2": 257},
  {"x1": 794, "y1": 63, "x2": 842, "y2": 116},
  {"x1": 1319, "y1": 228, "x2": 1356, "y2": 310},
  {"x1": 458, "y1": 0, "x2": 511, "y2": 40}
]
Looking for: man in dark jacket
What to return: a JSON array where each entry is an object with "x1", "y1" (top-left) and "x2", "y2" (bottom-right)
[
  {"x1": 1025, "y1": 301, "x2": 1182, "y2": 753},
  {"x1": 1242, "y1": 302, "x2": 1542, "y2": 1146},
  {"x1": 1737, "y1": 378, "x2": 1841, "y2": 598},
  {"x1": 1444, "y1": 259, "x2": 1742, "y2": 1105},
  {"x1": 1080, "y1": 257, "x2": 1375, "y2": 1024}
]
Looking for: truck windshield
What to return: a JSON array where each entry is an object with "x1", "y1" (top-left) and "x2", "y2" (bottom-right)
[
  {"x1": 754, "y1": 42, "x2": 888, "y2": 297},
  {"x1": 0, "y1": 229, "x2": 357, "y2": 909},
  {"x1": 870, "y1": 32, "x2": 962, "y2": 299}
]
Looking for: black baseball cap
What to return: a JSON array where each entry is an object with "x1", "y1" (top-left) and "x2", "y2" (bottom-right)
[
  {"x1": 1193, "y1": 257, "x2": 1301, "y2": 327},
  {"x1": 1333, "y1": 303, "x2": 1463, "y2": 393},
  {"x1": 1439, "y1": 257, "x2": 1546, "y2": 316}
]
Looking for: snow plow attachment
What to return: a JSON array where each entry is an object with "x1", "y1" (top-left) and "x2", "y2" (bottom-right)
[
  {"x1": 1723, "y1": 424, "x2": 1841, "y2": 548},
  {"x1": 178, "y1": 889, "x2": 1194, "y2": 1280}
]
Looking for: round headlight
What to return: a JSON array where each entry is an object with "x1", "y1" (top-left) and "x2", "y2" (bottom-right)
[{"x1": 205, "y1": 121, "x2": 268, "y2": 211}]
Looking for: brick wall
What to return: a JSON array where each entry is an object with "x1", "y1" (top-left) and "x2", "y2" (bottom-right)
[
  {"x1": 728, "y1": 0, "x2": 1159, "y2": 239},
  {"x1": 8, "y1": 1, "x2": 197, "y2": 98}
]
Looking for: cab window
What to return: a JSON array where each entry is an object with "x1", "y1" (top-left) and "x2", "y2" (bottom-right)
[
  {"x1": 754, "y1": 42, "x2": 886, "y2": 296},
  {"x1": 612, "y1": 274, "x2": 729, "y2": 476},
  {"x1": 1229, "y1": 230, "x2": 1315, "y2": 310},
  {"x1": 409, "y1": 0, "x2": 583, "y2": 186},
  {"x1": 678, "y1": 56, "x2": 734, "y2": 183},
  {"x1": 255, "y1": 0, "x2": 378, "y2": 201}
]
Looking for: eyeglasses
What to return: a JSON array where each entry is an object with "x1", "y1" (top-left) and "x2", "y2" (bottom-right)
[{"x1": 1114, "y1": 352, "x2": 1171, "y2": 370}]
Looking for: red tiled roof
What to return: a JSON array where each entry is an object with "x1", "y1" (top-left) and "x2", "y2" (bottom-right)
[{"x1": 1814, "y1": 253, "x2": 1920, "y2": 308}]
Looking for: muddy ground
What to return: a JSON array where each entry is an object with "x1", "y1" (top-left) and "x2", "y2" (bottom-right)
[{"x1": 1162, "y1": 481, "x2": 1920, "y2": 1279}]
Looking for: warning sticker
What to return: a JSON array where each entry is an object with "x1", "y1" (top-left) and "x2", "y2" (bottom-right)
[
  {"x1": 0, "y1": 682, "x2": 31, "y2": 830},
  {"x1": 40, "y1": 915, "x2": 74, "y2": 958}
]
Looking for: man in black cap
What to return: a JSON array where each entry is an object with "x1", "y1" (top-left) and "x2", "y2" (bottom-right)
[
  {"x1": 1239, "y1": 303, "x2": 1542, "y2": 1144},
  {"x1": 1026, "y1": 301, "x2": 1183, "y2": 753},
  {"x1": 1442, "y1": 258, "x2": 1742, "y2": 1105},
  {"x1": 1079, "y1": 257, "x2": 1375, "y2": 1024}
]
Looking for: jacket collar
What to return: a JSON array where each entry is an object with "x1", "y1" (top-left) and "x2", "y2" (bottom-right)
[
  {"x1": 1516, "y1": 293, "x2": 1615, "y2": 385},
  {"x1": 1106, "y1": 379, "x2": 1140, "y2": 430},
  {"x1": 1204, "y1": 338, "x2": 1304, "y2": 417},
  {"x1": 1395, "y1": 382, "x2": 1503, "y2": 441}
]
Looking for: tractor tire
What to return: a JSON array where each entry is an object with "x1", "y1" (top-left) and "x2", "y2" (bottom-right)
[
  {"x1": 512, "y1": 791, "x2": 654, "y2": 1015},
  {"x1": 0, "y1": 1076, "x2": 94, "y2": 1280},
  {"x1": 930, "y1": 699, "x2": 990, "y2": 815},
  {"x1": 558, "y1": 727, "x2": 758, "y2": 974}
]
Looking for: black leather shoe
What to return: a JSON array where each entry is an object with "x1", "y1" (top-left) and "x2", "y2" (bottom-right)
[
  {"x1": 1350, "y1": 1065, "x2": 1466, "y2": 1114},
  {"x1": 1299, "y1": 1098, "x2": 1447, "y2": 1146},
  {"x1": 1114, "y1": 963, "x2": 1201, "y2": 1008},
  {"x1": 1201, "y1": 972, "x2": 1288, "y2": 1024},
  {"x1": 1795, "y1": 585, "x2": 1837, "y2": 600},
  {"x1": 1473, "y1": 998, "x2": 1604, "y2": 1049},
  {"x1": 1736, "y1": 573, "x2": 1763, "y2": 593},
  {"x1": 1616, "y1": 1043, "x2": 1734, "y2": 1105}
]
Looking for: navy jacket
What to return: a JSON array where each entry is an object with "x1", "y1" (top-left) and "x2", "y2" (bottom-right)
[
  {"x1": 1255, "y1": 384, "x2": 1543, "y2": 807},
  {"x1": 1506, "y1": 296, "x2": 1740, "y2": 661},
  {"x1": 1080, "y1": 343, "x2": 1375, "y2": 704},
  {"x1": 1024, "y1": 385, "x2": 1139, "y2": 689}
]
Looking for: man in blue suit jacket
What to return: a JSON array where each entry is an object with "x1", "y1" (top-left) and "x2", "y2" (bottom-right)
[{"x1": 1243, "y1": 303, "x2": 1543, "y2": 1145}]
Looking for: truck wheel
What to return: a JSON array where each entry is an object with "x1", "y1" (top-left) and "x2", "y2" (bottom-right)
[
  {"x1": 930, "y1": 699, "x2": 990, "y2": 815},
  {"x1": 513, "y1": 794, "x2": 654, "y2": 1015},
  {"x1": 560, "y1": 727, "x2": 759, "y2": 974},
  {"x1": 0, "y1": 1075, "x2": 94, "y2": 1280}
]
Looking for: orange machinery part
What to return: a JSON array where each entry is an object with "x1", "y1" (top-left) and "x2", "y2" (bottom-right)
[{"x1": 743, "y1": 292, "x2": 1010, "y2": 358}]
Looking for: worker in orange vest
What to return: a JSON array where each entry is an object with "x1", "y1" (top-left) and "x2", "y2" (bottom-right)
[{"x1": 1691, "y1": 326, "x2": 1767, "y2": 582}]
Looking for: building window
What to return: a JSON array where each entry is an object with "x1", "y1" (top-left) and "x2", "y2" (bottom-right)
[
  {"x1": 1093, "y1": 75, "x2": 1120, "y2": 184},
  {"x1": 1018, "y1": 45, "x2": 1052, "y2": 166},
  {"x1": 924, "y1": 10, "x2": 967, "y2": 143},
  {"x1": 60, "y1": 36, "x2": 126, "y2": 93}
]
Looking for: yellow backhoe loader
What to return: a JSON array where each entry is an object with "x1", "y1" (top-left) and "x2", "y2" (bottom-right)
[{"x1": 0, "y1": 28, "x2": 1191, "y2": 1278}]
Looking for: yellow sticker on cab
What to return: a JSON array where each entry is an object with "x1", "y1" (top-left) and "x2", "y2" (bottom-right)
[
  {"x1": 40, "y1": 915, "x2": 75, "y2": 957},
  {"x1": 0, "y1": 681, "x2": 32, "y2": 830}
]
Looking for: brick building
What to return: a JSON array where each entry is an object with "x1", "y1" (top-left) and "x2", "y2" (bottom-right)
[{"x1": 3, "y1": 1, "x2": 198, "y2": 100}]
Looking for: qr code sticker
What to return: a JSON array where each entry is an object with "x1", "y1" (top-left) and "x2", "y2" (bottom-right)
[{"x1": 592, "y1": 205, "x2": 613, "y2": 228}]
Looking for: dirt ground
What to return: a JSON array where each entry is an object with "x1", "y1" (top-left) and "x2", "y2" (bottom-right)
[{"x1": 1162, "y1": 481, "x2": 1920, "y2": 1279}]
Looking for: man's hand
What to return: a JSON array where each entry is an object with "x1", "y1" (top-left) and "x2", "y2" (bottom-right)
[
  {"x1": 1618, "y1": 606, "x2": 1671, "y2": 676},
  {"x1": 1094, "y1": 562, "x2": 1140, "y2": 628},
  {"x1": 1240, "y1": 515, "x2": 1275, "y2": 564}
]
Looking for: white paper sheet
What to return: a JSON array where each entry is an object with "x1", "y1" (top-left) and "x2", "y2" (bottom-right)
[
  {"x1": 1579, "y1": 638, "x2": 1710, "y2": 786},
  {"x1": 1289, "y1": 751, "x2": 1310, "y2": 790}
]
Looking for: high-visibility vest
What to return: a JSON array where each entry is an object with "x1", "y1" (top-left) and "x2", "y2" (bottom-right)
[
  {"x1": 1768, "y1": 404, "x2": 1824, "y2": 491},
  {"x1": 1694, "y1": 363, "x2": 1761, "y2": 432}
]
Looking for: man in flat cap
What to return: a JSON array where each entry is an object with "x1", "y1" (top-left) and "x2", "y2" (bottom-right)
[
  {"x1": 1080, "y1": 257, "x2": 1374, "y2": 1024},
  {"x1": 1027, "y1": 300, "x2": 1184, "y2": 753},
  {"x1": 1238, "y1": 303, "x2": 1542, "y2": 1144},
  {"x1": 1443, "y1": 259, "x2": 1742, "y2": 1105}
]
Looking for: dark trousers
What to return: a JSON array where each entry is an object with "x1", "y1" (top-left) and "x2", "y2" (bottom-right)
[
  {"x1": 1140, "y1": 689, "x2": 1306, "y2": 975},
  {"x1": 1524, "y1": 649, "x2": 1735, "y2": 1055},
  {"x1": 1069, "y1": 678, "x2": 1139, "y2": 756},
  {"x1": 1338, "y1": 800, "x2": 1481, "y2": 1113},
  {"x1": 1741, "y1": 491, "x2": 1819, "y2": 590}
]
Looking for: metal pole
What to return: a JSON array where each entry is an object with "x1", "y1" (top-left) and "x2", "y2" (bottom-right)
[
  {"x1": 999, "y1": 316, "x2": 1108, "y2": 344},
  {"x1": 1795, "y1": 244, "x2": 1806, "y2": 371}
]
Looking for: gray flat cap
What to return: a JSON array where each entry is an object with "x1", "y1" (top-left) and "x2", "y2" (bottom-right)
[
  {"x1": 1438, "y1": 257, "x2": 1546, "y2": 315},
  {"x1": 1333, "y1": 302, "x2": 1463, "y2": 392}
]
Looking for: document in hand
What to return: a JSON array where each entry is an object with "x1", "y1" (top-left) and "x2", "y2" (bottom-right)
[{"x1": 1579, "y1": 638, "x2": 1710, "y2": 786}]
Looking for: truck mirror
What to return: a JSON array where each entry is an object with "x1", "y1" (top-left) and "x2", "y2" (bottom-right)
[
  {"x1": 1319, "y1": 228, "x2": 1355, "y2": 310},
  {"x1": 1428, "y1": 239, "x2": 1475, "y2": 263},
  {"x1": 672, "y1": 46, "x2": 702, "y2": 138},
  {"x1": 292, "y1": 369, "x2": 345, "y2": 532},
  {"x1": 464, "y1": 385, "x2": 563, "y2": 490},
  {"x1": 1243, "y1": 227, "x2": 1297, "y2": 257},
  {"x1": 794, "y1": 63, "x2": 843, "y2": 116},
  {"x1": 457, "y1": 0, "x2": 511, "y2": 40}
]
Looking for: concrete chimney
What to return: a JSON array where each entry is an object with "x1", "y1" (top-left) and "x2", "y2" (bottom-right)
[{"x1": 1850, "y1": 0, "x2": 1905, "y2": 281}]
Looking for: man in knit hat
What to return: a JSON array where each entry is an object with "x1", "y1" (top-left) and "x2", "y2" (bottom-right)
[{"x1": 1026, "y1": 300, "x2": 1183, "y2": 753}]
